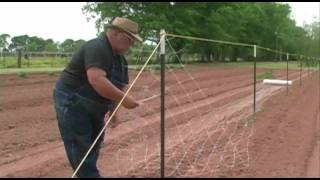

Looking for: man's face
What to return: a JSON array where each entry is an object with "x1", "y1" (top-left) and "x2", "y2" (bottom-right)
[{"x1": 115, "y1": 31, "x2": 136, "y2": 54}]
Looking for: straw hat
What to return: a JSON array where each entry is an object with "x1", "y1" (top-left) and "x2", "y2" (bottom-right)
[{"x1": 106, "y1": 17, "x2": 143, "y2": 42}]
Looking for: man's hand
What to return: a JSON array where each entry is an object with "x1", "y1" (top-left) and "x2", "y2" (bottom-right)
[
  {"x1": 109, "y1": 115, "x2": 118, "y2": 128},
  {"x1": 123, "y1": 95, "x2": 139, "y2": 109}
]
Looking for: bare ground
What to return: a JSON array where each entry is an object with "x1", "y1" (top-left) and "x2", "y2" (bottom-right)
[{"x1": 0, "y1": 66, "x2": 319, "y2": 177}]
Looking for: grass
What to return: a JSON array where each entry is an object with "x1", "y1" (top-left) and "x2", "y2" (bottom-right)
[
  {"x1": 256, "y1": 70, "x2": 276, "y2": 80},
  {"x1": 0, "y1": 64, "x2": 184, "y2": 75},
  {"x1": 0, "y1": 67, "x2": 64, "y2": 75},
  {"x1": 128, "y1": 64, "x2": 185, "y2": 71},
  {"x1": 17, "y1": 71, "x2": 27, "y2": 78},
  {"x1": 200, "y1": 61, "x2": 313, "y2": 70},
  {"x1": 0, "y1": 56, "x2": 69, "y2": 69},
  {"x1": 0, "y1": 57, "x2": 316, "y2": 76},
  {"x1": 257, "y1": 61, "x2": 300, "y2": 69},
  {"x1": 47, "y1": 71, "x2": 56, "y2": 76}
]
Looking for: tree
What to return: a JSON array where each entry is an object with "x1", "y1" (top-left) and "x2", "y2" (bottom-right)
[
  {"x1": 59, "y1": 39, "x2": 86, "y2": 53},
  {"x1": 82, "y1": 2, "x2": 317, "y2": 63},
  {"x1": 60, "y1": 39, "x2": 75, "y2": 52},
  {"x1": 9, "y1": 35, "x2": 29, "y2": 51},
  {"x1": 0, "y1": 34, "x2": 10, "y2": 50},
  {"x1": 44, "y1": 39, "x2": 59, "y2": 52},
  {"x1": 303, "y1": 21, "x2": 320, "y2": 57},
  {"x1": 74, "y1": 39, "x2": 86, "y2": 51}
]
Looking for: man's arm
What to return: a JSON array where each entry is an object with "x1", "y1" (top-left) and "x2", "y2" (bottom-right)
[
  {"x1": 86, "y1": 67, "x2": 138, "y2": 109},
  {"x1": 111, "y1": 85, "x2": 126, "y2": 113},
  {"x1": 110, "y1": 84, "x2": 127, "y2": 113}
]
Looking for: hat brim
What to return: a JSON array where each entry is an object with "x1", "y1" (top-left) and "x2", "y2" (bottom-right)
[{"x1": 106, "y1": 24, "x2": 143, "y2": 42}]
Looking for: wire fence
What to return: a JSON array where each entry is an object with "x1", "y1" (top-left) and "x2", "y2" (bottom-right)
[
  {"x1": 1, "y1": 30, "x2": 319, "y2": 178},
  {"x1": 67, "y1": 31, "x2": 320, "y2": 177}
]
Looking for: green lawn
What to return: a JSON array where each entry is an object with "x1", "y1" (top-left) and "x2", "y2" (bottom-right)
[
  {"x1": 0, "y1": 58, "x2": 317, "y2": 75},
  {"x1": 193, "y1": 61, "x2": 316, "y2": 70},
  {"x1": 0, "y1": 67, "x2": 64, "y2": 75},
  {"x1": 0, "y1": 56, "x2": 68, "y2": 75},
  {"x1": 0, "y1": 56, "x2": 69, "y2": 69}
]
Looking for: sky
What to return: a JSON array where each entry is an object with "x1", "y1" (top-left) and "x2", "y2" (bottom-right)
[
  {"x1": 284, "y1": 2, "x2": 320, "y2": 26},
  {"x1": 0, "y1": 2, "x2": 319, "y2": 43},
  {"x1": 0, "y1": 2, "x2": 98, "y2": 43}
]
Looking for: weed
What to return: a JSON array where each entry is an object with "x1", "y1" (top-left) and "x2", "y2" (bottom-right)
[
  {"x1": 48, "y1": 71, "x2": 55, "y2": 76},
  {"x1": 17, "y1": 71, "x2": 27, "y2": 78},
  {"x1": 257, "y1": 70, "x2": 275, "y2": 80}
]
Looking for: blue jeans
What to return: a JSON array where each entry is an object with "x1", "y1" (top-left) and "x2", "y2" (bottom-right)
[{"x1": 53, "y1": 80, "x2": 109, "y2": 178}]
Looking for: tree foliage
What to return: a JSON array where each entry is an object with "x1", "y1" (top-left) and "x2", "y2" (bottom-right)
[
  {"x1": 83, "y1": 2, "x2": 320, "y2": 62},
  {"x1": 2, "y1": 34, "x2": 86, "y2": 53}
]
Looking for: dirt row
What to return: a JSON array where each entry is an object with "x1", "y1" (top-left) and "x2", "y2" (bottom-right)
[{"x1": 0, "y1": 66, "x2": 318, "y2": 177}]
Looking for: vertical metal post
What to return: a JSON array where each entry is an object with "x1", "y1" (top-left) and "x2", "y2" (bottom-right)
[
  {"x1": 27, "y1": 53, "x2": 30, "y2": 67},
  {"x1": 308, "y1": 57, "x2": 310, "y2": 77},
  {"x1": 286, "y1": 53, "x2": 289, "y2": 95},
  {"x1": 318, "y1": 59, "x2": 320, "y2": 145},
  {"x1": 0, "y1": 48, "x2": 3, "y2": 68},
  {"x1": 253, "y1": 45, "x2": 257, "y2": 113},
  {"x1": 300, "y1": 55, "x2": 302, "y2": 87},
  {"x1": 17, "y1": 48, "x2": 22, "y2": 68},
  {"x1": 318, "y1": 5, "x2": 320, "y2": 161},
  {"x1": 159, "y1": 29, "x2": 166, "y2": 178},
  {"x1": 0, "y1": 48, "x2": 2, "y2": 61}
]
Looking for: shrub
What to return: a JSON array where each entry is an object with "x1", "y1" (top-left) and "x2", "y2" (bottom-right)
[
  {"x1": 17, "y1": 71, "x2": 27, "y2": 78},
  {"x1": 48, "y1": 71, "x2": 55, "y2": 76}
]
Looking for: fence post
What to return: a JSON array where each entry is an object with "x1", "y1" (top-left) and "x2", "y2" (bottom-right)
[
  {"x1": 253, "y1": 45, "x2": 257, "y2": 113},
  {"x1": 308, "y1": 57, "x2": 310, "y2": 77},
  {"x1": 27, "y1": 52, "x2": 30, "y2": 67},
  {"x1": 300, "y1": 55, "x2": 302, "y2": 87},
  {"x1": 286, "y1": 53, "x2": 289, "y2": 95},
  {"x1": 50, "y1": 53, "x2": 54, "y2": 68},
  {"x1": 16, "y1": 46, "x2": 23, "y2": 68},
  {"x1": 160, "y1": 29, "x2": 166, "y2": 178}
]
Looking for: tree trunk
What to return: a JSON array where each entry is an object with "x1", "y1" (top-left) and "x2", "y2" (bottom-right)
[
  {"x1": 17, "y1": 49, "x2": 22, "y2": 68},
  {"x1": 231, "y1": 46, "x2": 238, "y2": 62},
  {"x1": 220, "y1": 46, "x2": 225, "y2": 62},
  {"x1": 200, "y1": 55, "x2": 205, "y2": 62},
  {"x1": 212, "y1": 51, "x2": 216, "y2": 62},
  {"x1": 217, "y1": 47, "x2": 221, "y2": 62},
  {"x1": 177, "y1": 51, "x2": 183, "y2": 64},
  {"x1": 205, "y1": 51, "x2": 211, "y2": 62}
]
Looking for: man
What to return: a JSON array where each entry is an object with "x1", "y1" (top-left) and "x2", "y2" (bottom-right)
[{"x1": 53, "y1": 17, "x2": 142, "y2": 178}]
